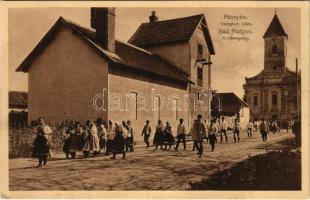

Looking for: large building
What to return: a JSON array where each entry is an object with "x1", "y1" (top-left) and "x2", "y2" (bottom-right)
[
  {"x1": 211, "y1": 93, "x2": 249, "y2": 129},
  {"x1": 243, "y1": 13, "x2": 301, "y2": 122},
  {"x1": 16, "y1": 8, "x2": 215, "y2": 134}
]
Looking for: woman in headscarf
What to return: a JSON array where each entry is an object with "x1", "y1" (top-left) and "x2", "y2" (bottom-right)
[
  {"x1": 68, "y1": 124, "x2": 80, "y2": 159},
  {"x1": 62, "y1": 125, "x2": 73, "y2": 159},
  {"x1": 106, "y1": 120, "x2": 115, "y2": 155},
  {"x1": 125, "y1": 120, "x2": 134, "y2": 152},
  {"x1": 154, "y1": 120, "x2": 164, "y2": 150},
  {"x1": 74, "y1": 121, "x2": 84, "y2": 152},
  {"x1": 110, "y1": 123, "x2": 126, "y2": 159},
  {"x1": 97, "y1": 120, "x2": 107, "y2": 154},
  {"x1": 83, "y1": 120, "x2": 100, "y2": 157},
  {"x1": 164, "y1": 121, "x2": 175, "y2": 150},
  {"x1": 32, "y1": 117, "x2": 52, "y2": 167}
]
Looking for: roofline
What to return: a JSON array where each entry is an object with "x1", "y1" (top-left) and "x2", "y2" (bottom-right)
[
  {"x1": 215, "y1": 92, "x2": 249, "y2": 107},
  {"x1": 9, "y1": 90, "x2": 28, "y2": 93},
  {"x1": 129, "y1": 14, "x2": 215, "y2": 55},
  {"x1": 263, "y1": 34, "x2": 288, "y2": 39},
  {"x1": 139, "y1": 14, "x2": 204, "y2": 25},
  {"x1": 263, "y1": 14, "x2": 288, "y2": 39},
  {"x1": 16, "y1": 17, "x2": 119, "y2": 73},
  {"x1": 197, "y1": 16, "x2": 215, "y2": 55},
  {"x1": 15, "y1": 17, "x2": 193, "y2": 84}
]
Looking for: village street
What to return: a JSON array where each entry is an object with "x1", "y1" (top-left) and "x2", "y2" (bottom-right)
[{"x1": 9, "y1": 130, "x2": 295, "y2": 191}]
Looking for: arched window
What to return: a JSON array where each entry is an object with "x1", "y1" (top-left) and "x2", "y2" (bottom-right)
[
  {"x1": 253, "y1": 94, "x2": 258, "y2": 106},
  {"x1": 272, "y1": 93, "x2": 278, "y2": 105},
  {"x1": 272, "y1": 45, "x2": 277, "y2": 54}
]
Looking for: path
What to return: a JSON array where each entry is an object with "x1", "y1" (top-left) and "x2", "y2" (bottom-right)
[{"x1": 9, "y1": 130, "x2": 294, "y2": 190}]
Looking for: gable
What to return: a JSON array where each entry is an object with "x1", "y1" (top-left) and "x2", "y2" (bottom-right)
[
  {"x1": 16, "y1": 17, "x2": 191, "y2": 84},
  {"x1": 16, "y1": 17, "x2": 119, "y2": 73},
  {"x1": 128, "y1": 14, "x2": 215, "y2": 54}
]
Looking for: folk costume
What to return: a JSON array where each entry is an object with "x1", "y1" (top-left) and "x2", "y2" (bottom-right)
[
  {"x1": 154, "y1": 122, "x2": 164, "y2": 150},
  {"x1": 111, "y1": 124, "x2": 126, "y2": 159},
  {"x1": 32, "y1": 123, "x2": 52, "y2": 167},
  {"x1": 83, "y1": 122, "x2": 100, "y2": 157},
  {"x1": 125, "y1": 123, "x2": 134, "y2": 152}
]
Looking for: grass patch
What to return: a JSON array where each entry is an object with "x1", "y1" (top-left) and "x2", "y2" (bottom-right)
[{"x1": 190, "y1": 150, "x2": 301, "y2": 190}]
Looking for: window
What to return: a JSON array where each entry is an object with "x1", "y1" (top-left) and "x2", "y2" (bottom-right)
[
  {"x1": 197, "y1": 91, "x2": 203, "y2": 101},
  {"x1": 197, "y1": 43, "x2": 203, "y2": 59},
  {"x1": 272, "y1": 94, "x2": 278, "y2": 105},
  {"x1": 171, "y1": 98, "x2": 179, "y2": 120},
  {"x1": 129, "y1": 92, "x2": 137, "y2": 120},
  {"x1": 273, "y1": 66, "x2": 277, "y2": 70},
  {"x1": 253, "y1": 95, "x2": 258, "y2": 106},
  {"x1": 197, "y1": 67, "x2": 203, "y2": 87},
  {"x1": 272, "y1": 45, "x2": 277, "y2": 54},
  {"x1": 154, "y1": 96, "x2": 161, "y2": 121}
]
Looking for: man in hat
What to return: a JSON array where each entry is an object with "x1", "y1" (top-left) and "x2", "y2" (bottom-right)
[
  {"x1": 191, "y1": 114, "x2": 206, "y2": 158},
  {"x1": 142, "y1": 120, "x2": 151, "y2": 148},
  {"x1": 259, "y1": 118, "x2": 269, "y2": 142},
  {"x1": 175, "y1": 118, "x2": 186, "y2": 151}
]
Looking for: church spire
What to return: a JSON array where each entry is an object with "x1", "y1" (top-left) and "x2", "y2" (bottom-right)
[{"x1": 263, "y1": 11, "x2": 288, "y2": 38}]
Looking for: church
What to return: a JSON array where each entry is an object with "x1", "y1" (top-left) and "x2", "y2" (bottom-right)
[
  {"x1": 16, "y1": 8, "x2": 215, "y2": 134},
  {"x1": 243, "y1": 13, "x2": 301, "y2": 122}
]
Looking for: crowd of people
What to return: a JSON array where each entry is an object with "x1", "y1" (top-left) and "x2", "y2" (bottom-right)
[{"x1": 31, "y1": 115, "x2": 301, "y2": 167}]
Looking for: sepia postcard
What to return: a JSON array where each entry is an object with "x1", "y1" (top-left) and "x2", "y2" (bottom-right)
[{"x1": 0, "y1": 1, "x2": 309, "y2": 199}]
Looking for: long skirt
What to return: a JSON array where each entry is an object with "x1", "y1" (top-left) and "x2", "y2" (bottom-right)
[
  {"x1": 99, "y1": 137, "x2": 106, "y2": 149},
  {"x1": 164, "y1": 133, "x2": 175, "y2": 145},
  {"x1": 62, "y1": 138, "x2": 71, "y2": 153},
  {"x1": 32, "y1": 135, "x2": 50, "y2": 158},
  {"x1": 69, "y1": 135, "x2": 79, "y2": 152},
  {"x1": 83, "y1": 134, "x2": 100, "y2": 152},
  {"x1": 112, "y1": 134, "x2": 125, "y2": 154},
  {"x1": 153, "y1": 131, "x2": 164, "y2": 145}
]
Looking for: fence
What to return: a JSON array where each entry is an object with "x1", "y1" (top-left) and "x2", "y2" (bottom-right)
[
  {"x1": 9, "y1": 127, "x2": 64, "y2": 158},
  {"x1": 9, "y1": 111, "x2": 28, "y2": 128}
]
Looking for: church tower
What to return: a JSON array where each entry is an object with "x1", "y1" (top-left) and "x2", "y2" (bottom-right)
[
  {"x1": 244, "y1": 11, "x2": 300, "y2": 122},
  {"x1": 263, "y1": 13, "x2": 288, "y2": 74}
]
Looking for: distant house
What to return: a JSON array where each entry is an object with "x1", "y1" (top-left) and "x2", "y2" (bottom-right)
[
  {"x1": 211, "y1": 93, "x2": 249, "y2": 129},
  {"x1": 9, "y1": 91, "x2": 28, "y2": 111},
  {"x1": 9, "y1": 91, "x2": 28, "y2": 127},
  {"x1": 16, "y1": 8, "x2": 215, "y2": 135}
]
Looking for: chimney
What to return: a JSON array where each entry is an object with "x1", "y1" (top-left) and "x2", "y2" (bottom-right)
[
  {"x1": 91, "y1": 7, "x2": 115, "y2": 52},
  {"x1": 149, "y1": 11, "x2": 158, "y2": 23}
]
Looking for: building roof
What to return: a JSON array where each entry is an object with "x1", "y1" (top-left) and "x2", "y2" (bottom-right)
[
  {"x1": 263, "y1": 14, "x2": 288, "y2": 38},
  {"x1": 9, "y1": 91, "x2": 28, "y2": 109},
  {"x1": 128, "y1": 14, "x2": 215, "y2": 54},
  {"x1": 211, "y1": 92, "x2": 248, "y2": 116},
  {"x1": 245, "y1": 67, "x2": 298, "y2": 83},
  {"x1": 16, "y1": 17, "x2": 193, "y2": 84}
]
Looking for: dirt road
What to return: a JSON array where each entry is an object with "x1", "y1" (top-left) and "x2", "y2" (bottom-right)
[{"x1": 9, "y1": 130, "x2": 294, "y2": 190}]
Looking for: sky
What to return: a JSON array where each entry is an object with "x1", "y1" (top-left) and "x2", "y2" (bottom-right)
[{"x1": 8, "y1": 7, "x2": 300, "y2": 98}]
